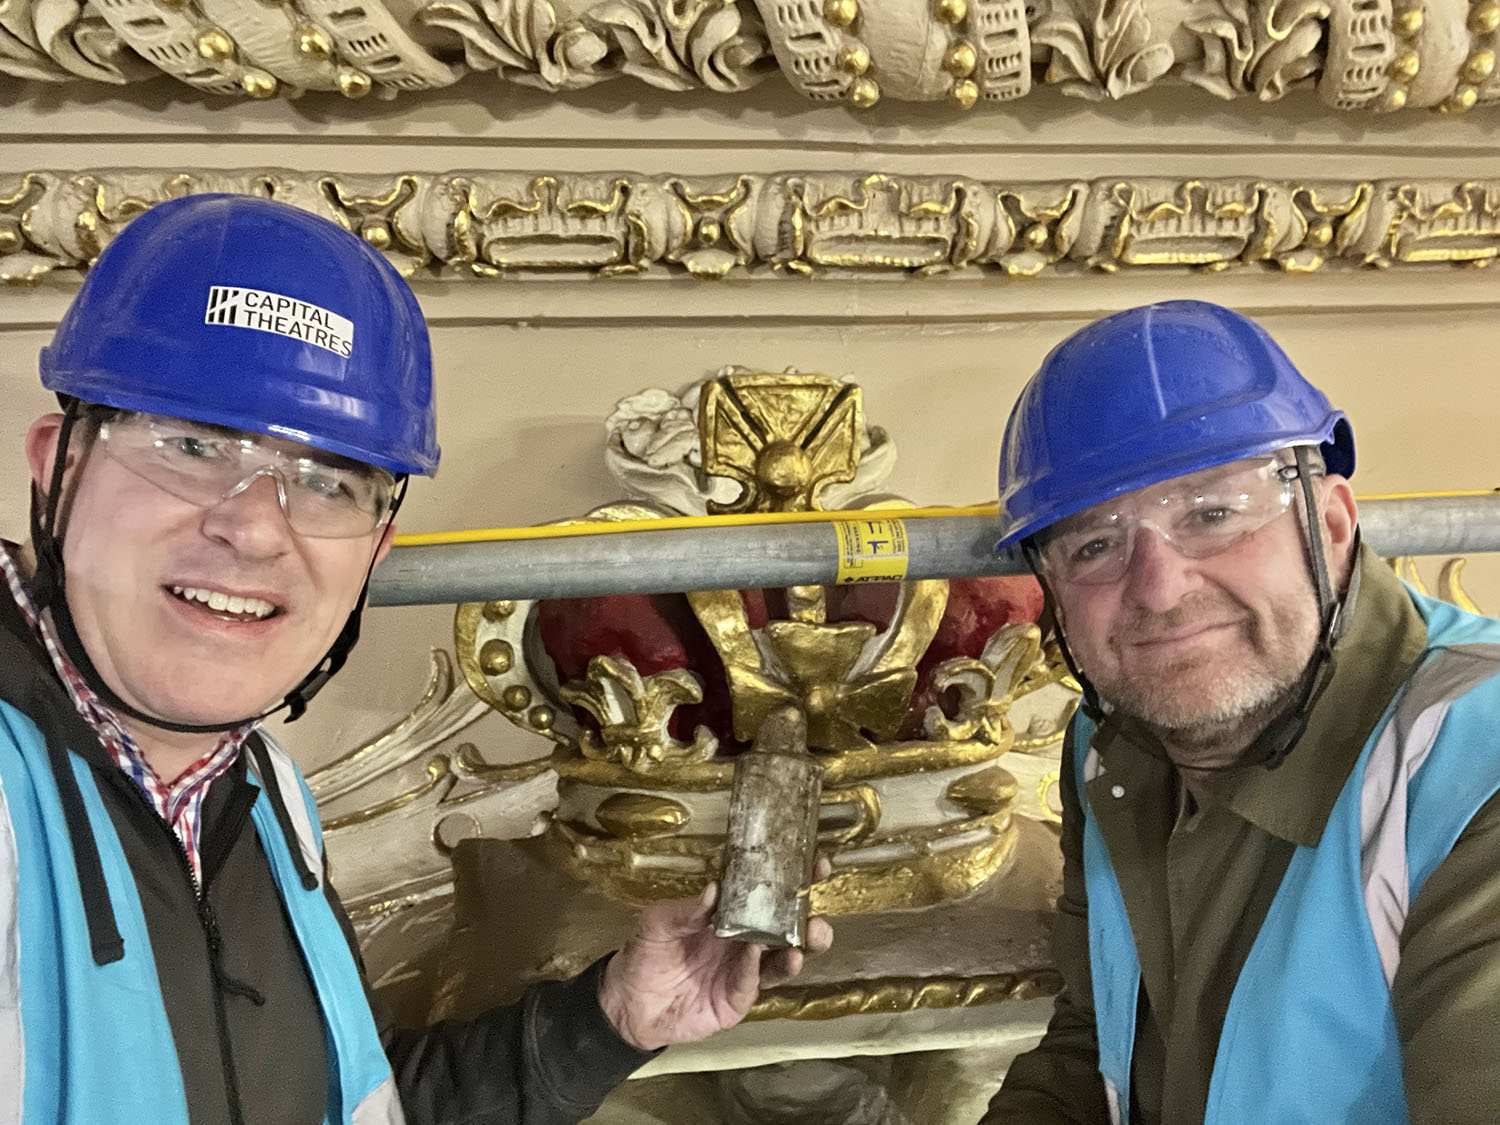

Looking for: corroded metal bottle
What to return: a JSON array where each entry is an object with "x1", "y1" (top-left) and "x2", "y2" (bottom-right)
[{"x1": 715, "y1": 706, "x2": 823, "y2": 948}]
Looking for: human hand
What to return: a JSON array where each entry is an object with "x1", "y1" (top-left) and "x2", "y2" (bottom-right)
[{"x1": 598, "y1": 860, "x2": 834, "y2": 1051}]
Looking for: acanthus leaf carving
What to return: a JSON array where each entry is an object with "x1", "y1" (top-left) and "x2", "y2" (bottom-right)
[
  {"x1": 1033, "y1": 0, "x2": 1172, "y2": 100},
  {"x1": 415, "y1": 0, "x2": 769, "y2": 93},
  {"x1": 3, "y1": 0, "x2": 1499, "y2": 112},
  {"x1": 1181, "y1": 0, "x2": 1331, "y2": 102}
]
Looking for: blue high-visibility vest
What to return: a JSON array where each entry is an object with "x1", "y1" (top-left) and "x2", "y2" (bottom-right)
[
  {"x1": 1078, "y1": 590, "x2": 1500, "y2": 1124},
  {"x1": 0, "y1": 711, "x2": 402, "y2": 1124}
]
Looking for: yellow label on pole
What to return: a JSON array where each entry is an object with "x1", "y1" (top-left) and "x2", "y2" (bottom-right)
[{"x1": 834, "y1": 518, "x2": 910, "y2": 584}]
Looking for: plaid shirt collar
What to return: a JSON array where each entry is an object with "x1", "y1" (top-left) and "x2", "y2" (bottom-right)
[{"x1": 0, "y1": 539, "x2": 249, "y2": 887}]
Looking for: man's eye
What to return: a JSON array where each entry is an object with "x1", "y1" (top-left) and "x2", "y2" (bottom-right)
[
  {"x1": 1072, "y1": 537, "x2": 1115, "y2": 563},
  {"x1": 296, "y1": 470, "x2": 358, "y2": 503},
  {"x1": 164, "y1": 436, "x2": 226, "y2": 460},
  {"x1": 1184, "y1": 506, "x2": 1242, "y2": 532}
]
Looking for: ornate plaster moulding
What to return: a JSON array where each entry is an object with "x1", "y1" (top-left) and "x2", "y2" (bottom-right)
[
  {"x1": 3, "y1": 0, "x2": 1499, "y2": 111},
  {"x1": 5, "y1": 169, "x2": 1500, "y2": 285},
  {"x1": 742, "y1": 968, "x2": 1063, "y2": 1021}
]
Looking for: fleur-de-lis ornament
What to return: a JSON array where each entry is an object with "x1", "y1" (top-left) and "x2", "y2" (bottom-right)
[{"x1": 560, "y1": 655, "x2": 719, "y2": 771}]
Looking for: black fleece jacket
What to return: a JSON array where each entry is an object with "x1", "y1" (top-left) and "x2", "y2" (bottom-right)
[{"x1": 0, "y1": 590, "x2": 654, "y2": 1124}]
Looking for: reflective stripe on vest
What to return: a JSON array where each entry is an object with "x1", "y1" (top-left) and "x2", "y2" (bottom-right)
[
  {"x1": 0, "y1": 714, "x2": 401, "y2": 1123},
  {"x1": 354, "y1": 1075, "x2": 406, "y2": 1124},
  {"x1": 0, "y1": 731, "x2": 23, "y2": 1125},
  {"x1": 249, "y1": 732, "x2": 406, "y2": 1124},
  {"x1": 1077, "y1": 590, "x2": 1500, "y2": 1125}
]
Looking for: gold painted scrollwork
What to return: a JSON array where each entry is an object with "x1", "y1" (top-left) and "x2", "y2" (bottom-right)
[
  {"x1": 819, "y1": 783, "x2": 883, "y2": 845},
  {"x1": 1389, "y1": 555, "x2": 1490, "y2": 613}
]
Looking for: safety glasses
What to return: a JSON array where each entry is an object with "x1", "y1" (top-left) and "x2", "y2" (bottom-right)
[
  {"x1": 97, "y1": 412, "x2": 396, "y2": 538},
  {"x1": 1036, "y1": 458, "x2": 1304, "y2": 587}
]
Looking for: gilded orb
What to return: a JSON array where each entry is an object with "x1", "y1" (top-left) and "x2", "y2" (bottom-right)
[
  {"x1": 838, "y1": 44, "x2": 871, "y2": 74},
  {"x1": 240, "y1": 70, "x2": 277, "y2": 98},
  {"x1": 1387, "y1": 51, "x2": 1420, "y2": 81},
  {"x1": 850, "y1": 76, "x2": 881, "y2": 106},
  {"x1": 479, "y1": 639, "x2": 514, "y2": 676},
  {"x1": 823, "y1": 0, "x2": 857, "y2": 25},
  {"x1": 338, "y1": 68, "x2": 373, "y2": 98},
  {"x1": 1470, "y1": 0, "x2": 1500, "y2": 34},
  {"x1": 1464, "y1": 48, "x2": 1496, "y2": 84},
  {"x1": 296, "y1": 25, "x2": 334, "y2": 60},
  {"x1": 361, "y1": 221, "x2": 393, "y2": 250},
  {"x1": 756, "y1": 440, "x2": 813, "y2": 498},
  {"x1": 482, "y1": 599, "x2": 516, "y2": 622},
  {"x1": 196, "y1": 29, "x2": 234, "y2": 61},
  {"x1": 1392, "y1": 6, "x2": 1423, "y2": 36},
  {"x1": 1447, "y1": 86, "x2": 1479, "y2": 112},
  {"x1": 943, "y1": 42, "x2": 976, "y2": 77}
]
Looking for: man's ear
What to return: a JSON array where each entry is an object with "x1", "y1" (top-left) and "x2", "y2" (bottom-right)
[
  {"x1": 374, "y1": 519, "x2": 397, "y2": 566},
  {"x1": 25, "y1": 413, "x2": 66, "y2": 491},
  {"x1": 1319, "y1": 475, "x2": 1359, "y2": 581}
]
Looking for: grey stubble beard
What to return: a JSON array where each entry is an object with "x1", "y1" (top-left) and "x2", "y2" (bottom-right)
[{"x1": 1092, "y1": 596, "x2": 1318, "y2": 765}]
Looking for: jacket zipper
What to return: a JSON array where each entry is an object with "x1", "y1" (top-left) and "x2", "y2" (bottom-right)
[{"x1": 108, "y1": 770, "x2": 249, "y2": 1125}]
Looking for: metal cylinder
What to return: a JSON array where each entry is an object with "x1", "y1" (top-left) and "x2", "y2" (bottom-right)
[
  {"x1": 369, "y1": 494, "x2": 1500, "y2": 606},
  {"x1": 715, "y1": 707, "x2": 823, "y2": 949}
]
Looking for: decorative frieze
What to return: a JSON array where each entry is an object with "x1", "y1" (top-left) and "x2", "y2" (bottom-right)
[{"x1": 5, "y1": 169, "x2": 1500, "y2": 283}]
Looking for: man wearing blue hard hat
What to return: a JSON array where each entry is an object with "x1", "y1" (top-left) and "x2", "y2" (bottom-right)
[
  {"x1": 982, "y1": 302, "x2": 1500, "y2": 1124},
  {"x1": 0, "y1": 194, "x2": 828, "y2": 1123}
]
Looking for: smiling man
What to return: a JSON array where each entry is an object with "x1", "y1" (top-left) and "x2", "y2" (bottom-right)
[
  {"x1": 0, "y1": 194, "x2": 829, "y2": 1125},
  {"x1": 980, "y1": 302, "x2": 1500, "y2": 1124}
]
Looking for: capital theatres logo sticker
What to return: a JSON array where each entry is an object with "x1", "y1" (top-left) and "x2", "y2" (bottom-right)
[{"x1": 205, "y1": 286, "x2": 354, "y2": 357}]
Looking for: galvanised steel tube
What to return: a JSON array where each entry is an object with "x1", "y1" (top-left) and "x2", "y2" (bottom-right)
[{"x1": 368, "y1": 494, "x2": 1500, "y2": 607}]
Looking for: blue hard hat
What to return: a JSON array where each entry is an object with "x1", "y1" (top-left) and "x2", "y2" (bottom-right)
[
  {"x1": 996, "y1": 300, "x2": 1354, "y2": 548},
  {"x1": 40, "y1": 193, "x2": 439, "y2": 477}
]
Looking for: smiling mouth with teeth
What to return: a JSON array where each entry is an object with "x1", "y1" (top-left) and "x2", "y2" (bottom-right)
[{"x1": 169, "y1": 585, "x2": 281, "y2": 621}]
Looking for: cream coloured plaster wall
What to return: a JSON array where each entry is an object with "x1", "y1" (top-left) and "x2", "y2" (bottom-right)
[{"x1": 3, "y1": 76, "x2": 1498, "y2": 774}]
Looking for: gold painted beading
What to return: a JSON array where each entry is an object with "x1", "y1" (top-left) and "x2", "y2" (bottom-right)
[{"x1": 850, "y1": 77, "x2": 881, "y2": 106}]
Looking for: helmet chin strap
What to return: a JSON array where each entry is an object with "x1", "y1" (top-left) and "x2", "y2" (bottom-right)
[
  {"x1": 29, "y1": 399, "x2": 405, "y2": 735},
  {"x1": 1027, "y1": 444, "x2": 1343, "y2": 773},
  {"x1": 1251, "y1": 444, "x2": 1341, "y2": 770}
]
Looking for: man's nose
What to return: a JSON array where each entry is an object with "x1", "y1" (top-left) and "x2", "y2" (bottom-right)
[
  {"x1": 1120, "y1": 526, "x2": 1201, "y2": 613},
  {"x1": 199, "y1": 470, "x2": 295, "y2": 558}
]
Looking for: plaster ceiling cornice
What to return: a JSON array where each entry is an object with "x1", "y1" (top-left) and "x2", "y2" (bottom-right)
[{"x1": 4, "y1": 0, "x2": 1499, "y2": 114}]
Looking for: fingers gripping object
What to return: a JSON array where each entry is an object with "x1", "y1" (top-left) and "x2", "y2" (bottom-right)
[{"x1": 715, "y1": 706, "x2": 823, "y2": 949}]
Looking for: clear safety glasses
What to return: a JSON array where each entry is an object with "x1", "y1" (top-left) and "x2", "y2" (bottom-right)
[
  {"x1": 97, "y1": 412, "x2": 397, "y2": 538},
  {"x1": 1036, "y1": 457, "x2": 1304, "y2": 587}
]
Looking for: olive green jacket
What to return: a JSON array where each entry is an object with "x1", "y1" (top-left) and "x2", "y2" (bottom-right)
[{"x1": 984, "y1": 547, "x2": 1500, "y2": 1124}]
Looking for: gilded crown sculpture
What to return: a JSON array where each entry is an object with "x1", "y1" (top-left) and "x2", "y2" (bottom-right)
[
  {"x1": 452, "y1": 368, "x2": 1080, "y2": 918},
  {"x1": 303, "y1": 365, "x2": 1083, "y2": 1024}
]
